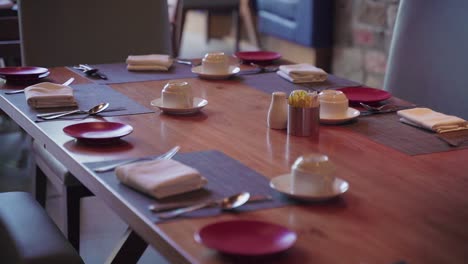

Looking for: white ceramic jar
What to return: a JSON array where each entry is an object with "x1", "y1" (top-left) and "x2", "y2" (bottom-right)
[
  {"x1": 291, "y1": 153, "x2": 336, "y2": 194},
  {"x1": 318, "y1": 90, "x2": 349, "y2": 118},
  {"x1": 161, "y1": 81, "x2": 193, "y2": 109},
  {"x1": 201, "y1": 52, "x2": 230, "y2": 74},
  {"x1": 267, "y1": 92, "x2": 288, "y2": 129}
]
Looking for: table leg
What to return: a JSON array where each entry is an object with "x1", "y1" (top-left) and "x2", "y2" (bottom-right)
[{"x1": 105, "y1": 227, "x2": 148, "y2": 264}]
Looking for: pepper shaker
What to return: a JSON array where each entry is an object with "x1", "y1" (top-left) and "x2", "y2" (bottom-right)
[{"x1": 267, "y1": 92, "x2": 288, "y2": 129}]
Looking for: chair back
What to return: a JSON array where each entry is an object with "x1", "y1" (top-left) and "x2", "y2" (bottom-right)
[
  {"x1": 18, "y1": 0, "x2": 171, "y2": 67},
  {"x1": 384, "y1": 0, "x2": 468, "y2": 119}
]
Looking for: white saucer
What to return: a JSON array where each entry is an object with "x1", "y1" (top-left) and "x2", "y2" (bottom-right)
[
  {"x1": 320, "y1": 107, "x2": 360, "y2": 125},
  {"x1": 150, "y1": 97, "x2": 208, "y2": 115},
  {"x1": 191, "y1": 65, "x2": 240, "y2": 79},
  {"x1": 269, "y1": 174, "x2": 349, "y2": 202}
]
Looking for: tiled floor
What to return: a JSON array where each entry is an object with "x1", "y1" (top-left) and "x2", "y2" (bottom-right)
[{"x1": 0, "y1": 11, "x2": 252, "y2": 264}]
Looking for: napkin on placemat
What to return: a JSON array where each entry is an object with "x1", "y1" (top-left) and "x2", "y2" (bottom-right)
[
  {"x1": 126, "y1": 54, "x2": 173, "y2": 71},
  {"x1": 277, "y1": 63, "x2": 328, "y2": 83},
  {"x1": 25, "y1": 82, "x2": 77, "y2": 109},
  {"x1": 437, "y1": 130, "x2": 468, "y2": 147},
  {"x1": 115, "y1": 158, "x2": 207, "y2": 199},
  {"x1": 397, "y1": 107, "x2": 468, "y2": 133}
]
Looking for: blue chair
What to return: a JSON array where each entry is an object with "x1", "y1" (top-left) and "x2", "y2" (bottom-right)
[{"x1": 384, "y1": 0, "x2": 468, "y2": 119}]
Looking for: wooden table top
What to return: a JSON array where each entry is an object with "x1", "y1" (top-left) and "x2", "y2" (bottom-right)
[{"x1": 1, "y1": 67, "x2": 468, "y2": 264}]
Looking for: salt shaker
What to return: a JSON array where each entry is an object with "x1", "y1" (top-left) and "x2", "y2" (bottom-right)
[{"x1": 267, "y1": 92, "x2": 288, "y2": 129}]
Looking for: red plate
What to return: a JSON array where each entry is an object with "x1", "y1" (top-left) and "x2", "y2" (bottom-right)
[
  {"x1": 234, "y1": 51, "x2": 281, "y2": 64},
  {"x1": 195, "y1": 220, "x2": 297, "y2": 256},
  {"x1": 0, "y1": 66, "x2": 49, "y2": 78},
  {"x1": 336, "y1": 86, "x2": 391, "y2": 103},
  {"x1": 63, "y1": 122, "x2": 133, "y2": 144}
]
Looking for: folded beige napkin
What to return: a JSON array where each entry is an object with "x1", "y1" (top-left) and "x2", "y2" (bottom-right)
[
  {"x1": 24, "y1": 82, "x2": 77, "y2": 109},
  {"x1": 277, "y1": 63, "x2": 328, "y2": 83},
  {"x1": 116, "y1": 158, "x2": 208, "y2": 199},
  {"x1": 397, "y1": 107, "x2": 468, "y2": 133},
  {"x1": 126, "y1": 54, "x2": 173, "y2": 71}
]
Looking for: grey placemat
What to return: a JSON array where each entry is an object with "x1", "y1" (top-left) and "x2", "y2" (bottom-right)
[
  {"x1": 0, "y1": 83, "x2": 153, "y2": 122},
  {"x1": 238, "y1": 72, "x2": 361, "y2": 95},
  {"x1": 85, "y1": 150, "x2": 295, "y2": 223},
  {"x1": 67, "y1": 63, "x2": 197, "y2": 84},
  {"x1": 345, "y1": 113, "x2": 468, "y2": 155}
]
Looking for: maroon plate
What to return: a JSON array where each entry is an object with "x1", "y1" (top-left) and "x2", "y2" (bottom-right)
[
  {"x1": 194, "y1": 220, "x2": 297, "y2": 256},
  {"x1": 235, "y1": 51, "x2": 281, "y2": 64},
  {"x1": 63, "y1": 122, "x2": 133, "y2": 144},
  {"x1": 2, "y1": 71, "x2": 50, "y2": 82},
  {"x1": 336, "y1": 86, "x2": 391, "y2": 104},
  {"x1": 0, "y1": 66, "x2": 49, "y2": 78}
]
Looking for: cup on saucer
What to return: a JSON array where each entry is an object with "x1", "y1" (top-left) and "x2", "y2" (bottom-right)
[
  {"x1": 318, "y1": 90, "x2": 349, "y2": 119},
  {"x1": 201, "y1": 52, "x2": 230, "y2": 74},
  {"x1": 291, "y1": 153, "x2": 335, "y2": 194},
  {"x1": 161, "y1": 81, "x2": 193, "y2": 109}
]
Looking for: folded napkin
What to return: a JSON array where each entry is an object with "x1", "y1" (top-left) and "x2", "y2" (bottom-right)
[
  {"x1": 397, "y1": 107, "x2": 468, "y2": 133},
  {"x1": 116, "y1": 158, "x2": 207, "y2": 199},
  {"x1": 24, "y1": 82, "x2": 77, "y2": 109},
  {"x1": 126, "y1": 54, "x2": 173, "y2": 71},
  {"x1": 277, "y1": 63, "x2": 328, "y2": 83}
]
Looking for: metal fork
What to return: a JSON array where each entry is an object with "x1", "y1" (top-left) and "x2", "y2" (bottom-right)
[{"x1": 93, "y1": 146, "x2": 181, "y2": 173}]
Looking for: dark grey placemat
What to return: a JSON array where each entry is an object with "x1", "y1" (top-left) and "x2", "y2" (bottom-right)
[
  {"x1": 238, "y1": 72, "x2": 361, "y2": 95},
  {"x1": 345, "y1": 113, "x2": 468, "y2": 155},
  {"x1": 67, "y1": 63, "x2": 197, "y2": 84},
  {"x1": 85, "y1": 150, "x2": 295, "y2": 223},
  {"x1": 0, "y1": 83, "x2": 153, "y2": 122}
]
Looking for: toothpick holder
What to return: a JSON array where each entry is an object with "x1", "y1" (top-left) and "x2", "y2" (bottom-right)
[{"x1": 287, "y1": 105, "x2": 319, "y2": 138}]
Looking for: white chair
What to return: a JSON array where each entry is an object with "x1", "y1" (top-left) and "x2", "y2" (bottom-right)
[
  {"x1": 18, "y1": 0, "x2": 172, "y2": 67},
  {"x1": 17, "y1": 0, "x2": 172, "y2": 251},
  {"x1": 384, "y1": 0, "x2": 468, "y2": 119}
]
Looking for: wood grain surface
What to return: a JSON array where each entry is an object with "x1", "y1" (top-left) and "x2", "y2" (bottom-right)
[{"x1": 1, "y1": 67, "x2": 467, "y2": 264}]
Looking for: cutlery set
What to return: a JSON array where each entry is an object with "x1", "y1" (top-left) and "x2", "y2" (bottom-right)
[
  {"x1": 73, "y1": 64, "x2": 108, "y2": 80},
  {"x1": 92, "y1": 146, "x2": 181, "y2": 173},
  {"x1": 148, "y1": 194, "x2": 273, "y2": 213},
  {"x1": 359, "y1": 102, "x2": 414, "y2": 116},
  {"x1": 4, "y1": 77, "x2": 75, "y2": 95},
  {"x1": 175, "y1": 59, "x2": 278, "y2": 75}
]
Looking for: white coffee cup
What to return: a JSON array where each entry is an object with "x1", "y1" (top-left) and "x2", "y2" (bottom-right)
[
  {"x1": 201, "y1": 52, "x2": 230, "y2": 74},
  {"x1": 318, "y1": 90, "x2": 349, "y2": 118},
  {"x1": 291, "y1": 153, "x2": 335, "y2": 194},
  {"x1": 161, "y1": 81, "x2": 193, "y2": 109}
]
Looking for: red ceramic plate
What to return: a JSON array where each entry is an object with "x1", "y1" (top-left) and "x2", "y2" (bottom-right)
[
  {"x1": 195, "y1": 220, "x2": 297, "y2": 256},
  {"x1": 336, "y1": 86, "x2": 391, "y2": 103},
  {"x1": 63, "y1": 122, "x2": 133, "y2": 144},
  {"x1": 235, "y1": 51, "x2": 281, "y2": 64},
  {"x1": 0, "y1": 66, "x2": 49, "y2": 78}
]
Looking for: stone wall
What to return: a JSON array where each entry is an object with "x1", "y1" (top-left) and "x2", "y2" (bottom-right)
[{"x1": 332, "y1": 0, "x2": 400, "y2": 88}]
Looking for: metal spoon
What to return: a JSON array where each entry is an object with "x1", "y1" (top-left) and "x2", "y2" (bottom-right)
[
  {"x1": 39, "y1": 102, "x2": 109, "y2": 120},
  {"x1": 156, "y1": 192, "x2": 251, "y2": 219}
]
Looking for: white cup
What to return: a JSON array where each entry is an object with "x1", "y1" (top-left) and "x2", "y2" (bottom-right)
[
  {"x1": 318, "y1": 90, "x2": 349, "y2": 118},
  {"x1": 291, "y1": 153, "x2": 335, "y2": 194},
  {"x1": 161, "y1": 81, "x2": 193, "y2": 109},
  {"x1": 201, "y1": 52, "x2": 230, "y2": 74}
]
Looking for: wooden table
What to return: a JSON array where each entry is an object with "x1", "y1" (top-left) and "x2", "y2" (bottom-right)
[{"x1": 1, "y1": 67, "x2": 468, "y2": 264}]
